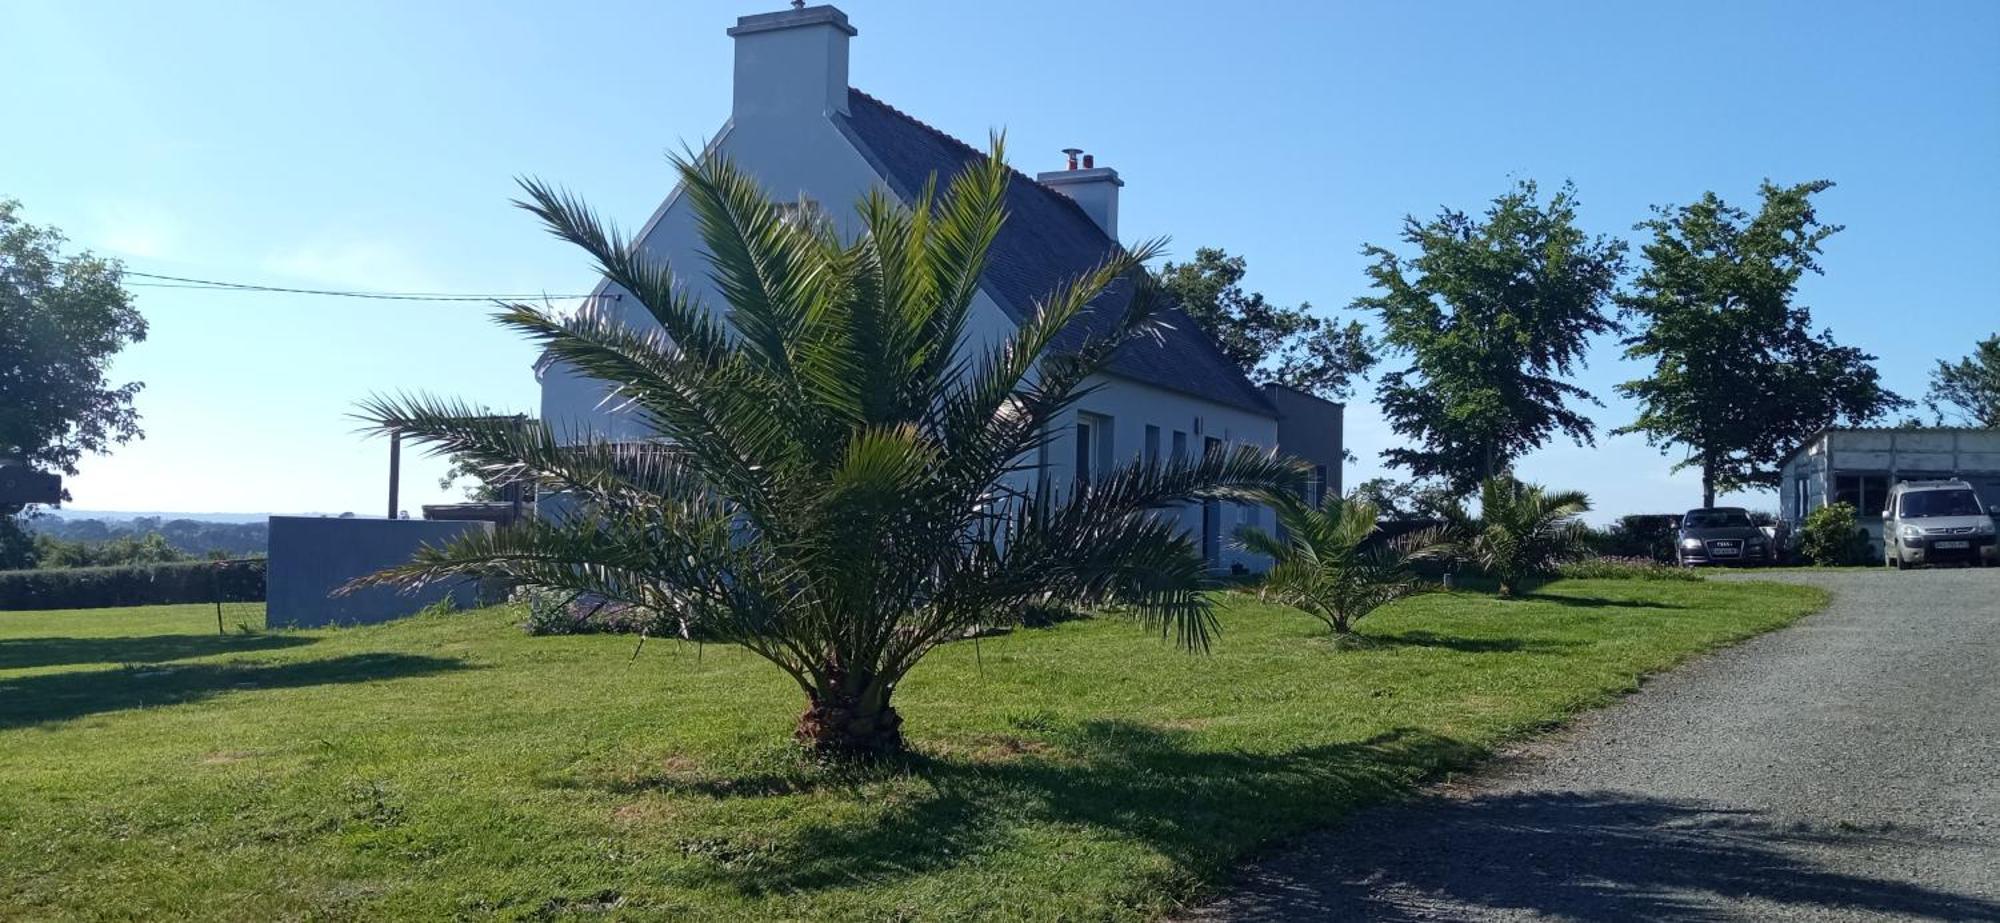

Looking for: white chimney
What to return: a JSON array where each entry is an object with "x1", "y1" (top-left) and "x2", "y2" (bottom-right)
[
  {"x1": 727, "y1": 4, "x2": 857, "y2": 121},
  {"x1": 1037, "y1": 153, "x2": 1122, "y2": 239}
]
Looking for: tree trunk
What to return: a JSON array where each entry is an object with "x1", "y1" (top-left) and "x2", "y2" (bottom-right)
[
  {"x1": 1496, "y1": 577, "x2": 1515, "y2": 599},
  {"x1": 795, "y1": 681, "x2": 903, "y2": 760},
  {"x1": 1702, "y1": 463, "x2": 1716, "y2": 509}
]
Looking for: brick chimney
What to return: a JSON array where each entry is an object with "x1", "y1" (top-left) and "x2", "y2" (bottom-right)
[
  {"x1": 1037, "y1": 152, "x2": 1122, "y2": 239},
  {"x1": 727, "y1": 4, "x2": 857, "y2": 121}
]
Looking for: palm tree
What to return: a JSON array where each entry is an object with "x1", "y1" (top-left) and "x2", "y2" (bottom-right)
[
  {"x1": 347, "y1": 142, "x2": 1303, "y2": 759},
  {"x1": 1439, "y1": 477, "x2": 1593, "y2": 598},
  {"x1": 1235, "y1": 494, "x2": 1434, "y2": 636}
]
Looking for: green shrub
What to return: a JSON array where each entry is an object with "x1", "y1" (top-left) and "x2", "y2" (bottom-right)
[
  {"x1": 1557, "y1": 556, "x2": 1703, "y2": 581},
  {"x1": 1588, "y1": 515, "x2": 1682, "y2": 563},
  {"x1": 1799, "y1": 502, "x2": 1870, "y2": 566},
  {"x1": 32, "y1": 532, "x2": 191, "y2": 568},
  {"x1": 0, "y1": 559, "x2": 264, "y2": 611},
  {"x1": 515, "y1": 587, "x2": 670, "y2": 636}
]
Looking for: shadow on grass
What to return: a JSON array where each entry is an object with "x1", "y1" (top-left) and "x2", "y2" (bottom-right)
[
  {"x1": 1519, "y1": 592, "x2": 1686, "y2": 610},
  {"x1": 1366, "y1": 629, "x2": 1584, "y2": 654},
  {"x1": 0, "y1": 653, "x2": 469, "y2": 729},
  {"x1": 0, "y1": 633, "x2": 318, "y2": 671},
  {"x1": 652, "y1": 721, "x2": 1485, "y2": 899},
  {"x1": 635, "y1": 720, "x2": 2000, "y2": 921},
  {"x1": 1202, "y1": 790, "x2": 2000, "y2": 922}
]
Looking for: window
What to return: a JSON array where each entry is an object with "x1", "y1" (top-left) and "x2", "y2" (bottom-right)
[
  {"x1": 1172, "y1": 430, "x2": 1188, "y2": 461},
  {"x1": 1899, "y1": 489, "x2": 1982, "y2": 518},
  {"x1": 1683, "y1": 509, "x2": 1753, "y2": 529},
  {"x1": 1075, "y1": 420, "x2": 1094, "y2": 483},
  {"x1": 1310, "y1": 465, "x2": 1329, "y2": 507},
  {"x1": 1834, "y1": 473, "x2": 1889, "y2": 515},
  {"x1": 1793, "y1": 477, "x2": 1809, "y2": 520},
  {"x1": 1075, "y1": 412, "x2": 1111, "y2": 482},
  {"x1": 1144, "y1": 425, "x2": 1161, "y2": 465},
  {"x1": 1239, "y1": 502, "x2": 1264, "y2": 528}
]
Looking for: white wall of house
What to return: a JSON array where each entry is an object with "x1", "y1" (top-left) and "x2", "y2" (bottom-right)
[{"x1": 1055, "y1": 375, "x2": 1280, "y2": 574}]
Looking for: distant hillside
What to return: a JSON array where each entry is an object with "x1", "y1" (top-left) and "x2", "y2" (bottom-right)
[
  {"x1": 45, "y1": 510, "x2": 270, "y2": 524},
  {"x1": 26, "y1": 516, "x2": 268, "y2": 557}
]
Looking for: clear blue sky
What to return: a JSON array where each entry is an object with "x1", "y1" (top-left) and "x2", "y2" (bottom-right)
[{"x1": 4, "y1": 1, "x2": 1996, "y2": 520}]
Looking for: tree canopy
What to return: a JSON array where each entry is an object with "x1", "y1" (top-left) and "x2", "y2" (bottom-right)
[
  {"x1": 1356, "y1": 180, "x2": 1626, "y2": 494},
  {"x1": 0, "y1": 199, "x2": 148, "y2": 568},
  {"x1": 1615, "y1": 181, "x2": 1906, "y2": 505},
  {"x1": 1925, "y1": 334, "x2": 1999, "y2": 428},
  {"x1": 1154, "y1": 247, "x2": 1376, "y2": 401},
  {"x1": 0, "y1": 199, "x2": 147, "y2": 482}
]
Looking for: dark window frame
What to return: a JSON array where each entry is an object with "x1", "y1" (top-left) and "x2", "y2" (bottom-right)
[{"x1": 1834, "y1": 472, "x2": 1890, "y2": 515}]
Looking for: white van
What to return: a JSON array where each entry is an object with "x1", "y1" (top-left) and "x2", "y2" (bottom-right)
[{"x1": 1882, "y1": 479, "x2": 1998, "y2": 569}]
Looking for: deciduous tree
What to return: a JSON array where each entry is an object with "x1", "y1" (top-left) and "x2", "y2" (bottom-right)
[
  {"x1": 0, "y1": 199, "x2": 147, "y2": 568},
  {"x1": 1925, "y1": 334, "x2": 1999, "y2": 428},
  {"x1": 1357, "y1": 181, "x2": 1625, "y2": 493},
  {"x1": 1616, "y1": 181, "x2": 1906, "y2": 506},
  {"x1": 1155, "y1": 247, "x2": 1376, "y2": 400}
]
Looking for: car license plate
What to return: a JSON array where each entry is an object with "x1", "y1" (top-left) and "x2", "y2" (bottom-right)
[
  {"x1": 1936, "y1": 540, "x2": 1969, "y2": 550},
  {"x1": 1713, "y1": 547, "x2": 1740, "y2": 556}
]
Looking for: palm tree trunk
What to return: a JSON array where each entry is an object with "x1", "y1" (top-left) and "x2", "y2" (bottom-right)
[{"x1": 795, "y1": 678, "x2": 903, "y2": 759}]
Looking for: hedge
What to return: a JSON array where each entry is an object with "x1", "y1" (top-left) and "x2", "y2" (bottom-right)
[{"x1": 0, "y1": 559, "x2": 265, "y2": 611}]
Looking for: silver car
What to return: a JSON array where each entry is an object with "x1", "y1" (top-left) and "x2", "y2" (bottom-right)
[{"x1": 1883, "y1": 479, "x2": 1998, "y2": 569}]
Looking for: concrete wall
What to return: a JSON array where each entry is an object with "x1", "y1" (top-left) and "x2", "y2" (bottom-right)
[{"x1": 267, "y1": 516, "x2": 493, "y2": 628}]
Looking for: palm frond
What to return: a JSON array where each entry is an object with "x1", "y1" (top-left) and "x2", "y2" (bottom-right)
[{"x1": 512, "y1": 177, "x2": 732, "y2": 367}]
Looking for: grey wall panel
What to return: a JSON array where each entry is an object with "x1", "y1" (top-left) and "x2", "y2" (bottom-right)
[{"x1": 266, "y1": 516, "x2": 493, "y2": 628}]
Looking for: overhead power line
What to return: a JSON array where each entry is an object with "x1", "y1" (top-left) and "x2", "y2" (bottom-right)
[{"x1": 122, "y1": 270, "x2": 615, "y2": 303}]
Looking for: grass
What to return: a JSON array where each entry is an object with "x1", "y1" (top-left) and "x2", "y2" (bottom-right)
[{"x1": 0, "y1": 579, "x2": 1824, "y2": 921}]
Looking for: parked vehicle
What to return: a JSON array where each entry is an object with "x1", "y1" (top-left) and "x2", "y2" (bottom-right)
[
  {"x1": 1882, "y1": 479, "x2": 1998, "y2": 569},
  {"x1": 1675, "y1": 507, "x2": 1773, "y2": 567}
]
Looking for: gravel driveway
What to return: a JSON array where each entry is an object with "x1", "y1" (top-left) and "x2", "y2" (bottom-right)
[{"x1": 1180, "y1": 568, "x2": 2000, "y2": 922}]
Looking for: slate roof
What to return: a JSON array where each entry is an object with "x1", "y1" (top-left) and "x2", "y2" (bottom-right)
[{"x1": 837, "y1": 89, "x2": 1275, "y2": 417}]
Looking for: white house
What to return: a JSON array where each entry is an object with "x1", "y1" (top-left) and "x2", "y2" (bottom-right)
[{"x1": 535, "y1": 4, "x2": 1343, "y2": 572}]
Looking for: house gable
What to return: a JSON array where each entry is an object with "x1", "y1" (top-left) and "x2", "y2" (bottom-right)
[{"x1": 539, "y1": 4, "x2": 1278, "y2": 447}]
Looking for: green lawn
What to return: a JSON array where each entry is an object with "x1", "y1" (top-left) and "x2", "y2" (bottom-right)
[{"x1": 0, "y1": 579, "x2": 1824, "y2": 921}]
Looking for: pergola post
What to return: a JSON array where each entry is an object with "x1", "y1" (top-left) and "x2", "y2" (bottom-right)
[{"x1": 387, "y1": 431, "x2": 402, "y2": 520}]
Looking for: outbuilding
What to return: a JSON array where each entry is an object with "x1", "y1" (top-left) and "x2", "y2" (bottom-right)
[{"x1": 1777, "y1": 427, "x2": 2000, "y2": 555}]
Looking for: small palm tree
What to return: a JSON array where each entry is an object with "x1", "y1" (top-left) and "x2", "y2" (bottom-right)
[
  {"x1": 1236, "y1": 494, "x2": 1435, "y2": 636},
  {"x1": 348, "y1": 142, "x2": 1303, "y2": 759},
  {"x1": 1439, "y1": 477, "x2": 1593, "y2": 597}
]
